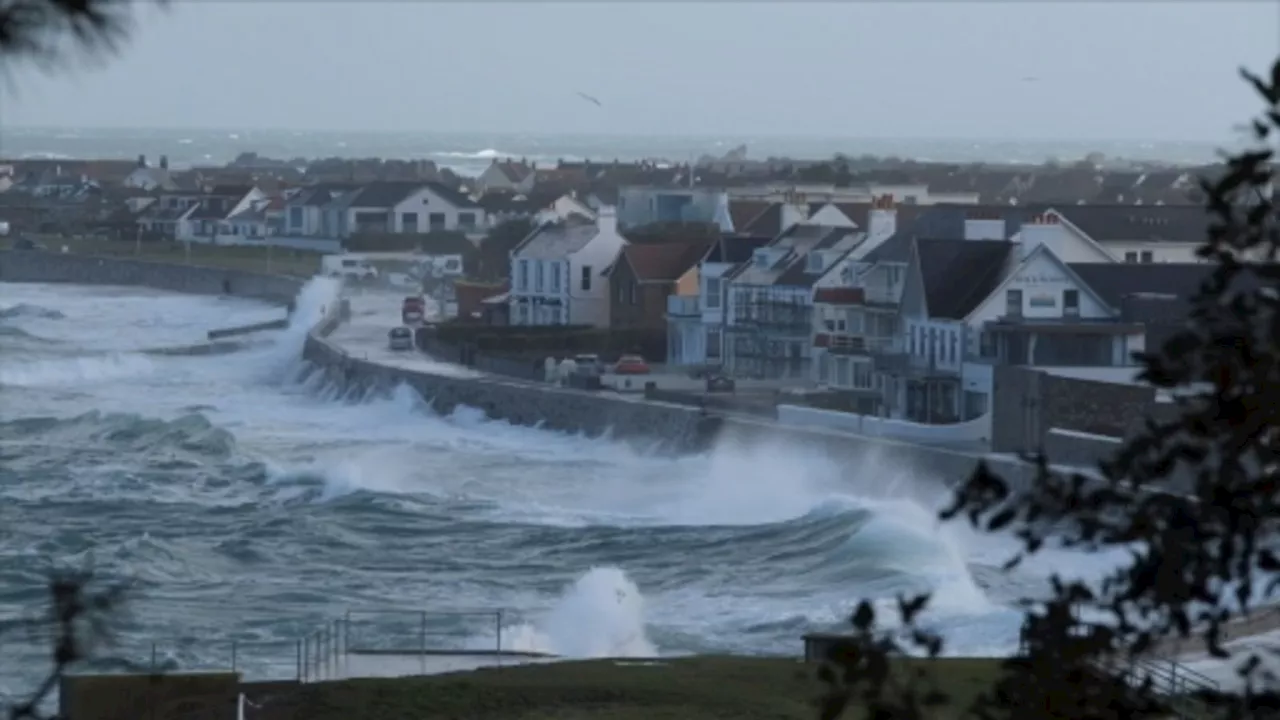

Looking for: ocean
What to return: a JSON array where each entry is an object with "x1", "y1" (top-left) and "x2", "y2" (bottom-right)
[
  {"x1": 0, "y1": 127, "x2": 1225, "y2": 175},
  {"x1": 0, "y1": 277, "x2": 1138, "y2": 692}
]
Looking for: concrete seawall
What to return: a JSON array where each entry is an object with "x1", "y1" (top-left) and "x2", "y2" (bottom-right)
[
  {"x1": 0, "y1": 250, "x2": 302, "y2": 305},
  {"x1": 303, "y1": 329, "x2": 717, "y2": 452},
  {"x1": 303, "y1": 316, "x2": 1058, "y2": 491}
]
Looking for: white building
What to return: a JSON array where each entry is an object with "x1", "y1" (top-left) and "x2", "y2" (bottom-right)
[
  {"x1": 508, "y1": 207, "x2": 627, "y2": 328},
  {"x1": 340, "y1": 181, "x2": 485, "y2": 237},
  {"x1": 665, "y1": 235, "x2": 773, "y2": 367}
]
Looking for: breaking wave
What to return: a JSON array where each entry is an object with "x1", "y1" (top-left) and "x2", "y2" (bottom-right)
[{"x1": 0, "y1": 303, "x2": 65, "y2": 320}]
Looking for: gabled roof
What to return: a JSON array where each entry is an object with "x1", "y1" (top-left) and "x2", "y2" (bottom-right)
[
  {"x1": 739, "y1": 203, "x2": 785, "y2": 236},
  {"x1": 913, "y1": 238, "x2": 1013, "y2": 320},
  {"x1": 512, "y1": 218, "x2": 600, "y2": 260},
  {"x1": 728, "y1": 200, "x2": 772, "y2": 232},
  {"x1": 612, "y1": 241, "x2": 713, "y2": 282}
]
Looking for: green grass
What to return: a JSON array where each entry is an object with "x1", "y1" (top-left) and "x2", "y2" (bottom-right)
[
  {"x1": 270, "y1": 656, "x2": 1006, "y2": 720},
  {"x1": 1, "y1": 236, "x2": 323, "y2": 277}
]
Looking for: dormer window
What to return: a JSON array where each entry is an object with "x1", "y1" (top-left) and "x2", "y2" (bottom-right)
[
  {"x1": 807, "y1": 252, "x2": 824, "y2": 273},
  {"x1": 754, "y1": 249, "x2": 770, "y2": 268}
]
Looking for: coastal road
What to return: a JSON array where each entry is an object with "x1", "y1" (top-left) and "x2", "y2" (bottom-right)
[{"x1": 327, "y1": 290, "x2": 481, "y2": 379}]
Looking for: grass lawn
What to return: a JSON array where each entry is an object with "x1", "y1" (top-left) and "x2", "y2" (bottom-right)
[
  {"x1": 267, "y1": 656, "x2": 1006, "y2": 720},
  {"x1": 1, "y1": 236, "x2": 323, "y2": 277}
]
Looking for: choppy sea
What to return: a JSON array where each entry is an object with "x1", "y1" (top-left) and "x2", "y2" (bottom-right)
[
  {"x1": 0, "y1": 127, "x2": 1222, "y2": 174},
  {"x1": 0, "y1": 277, "x2": 1150, "y2": 696}
]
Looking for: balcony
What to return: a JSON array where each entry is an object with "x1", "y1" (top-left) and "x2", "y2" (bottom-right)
[
  {"x1": 814, "y1": 333, "x2": 868, "y2": 355},
  {"x1": 667, "y1": 295, "x2": 700, "y2": 317}
]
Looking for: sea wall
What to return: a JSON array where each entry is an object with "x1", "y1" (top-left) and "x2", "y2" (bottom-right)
[
  {"x1": 303, "y1": 326, "x2": 717, "y2": 452},
  {"x1": 0, "y1": 250, "x2": 302, "y2": 305},
  {"x1": 304, "y1": 319, "x2": 1056, "y2": 491}
]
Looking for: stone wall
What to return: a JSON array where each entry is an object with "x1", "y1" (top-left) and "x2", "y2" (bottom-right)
[
  {"x1": 992, "y1": 366, "x2": 1157, "y2": 456},
  {"x1": 0, "y1": 250, "x2": 302, "y2": 305}
]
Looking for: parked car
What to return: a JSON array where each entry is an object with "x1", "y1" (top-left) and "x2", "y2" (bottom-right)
[
  {"x1": 614, "y1": 355, "x2": 650, "y2": 375},
  {"x1": 388, "y1": 326, "x2": 414, "y2": 351},
  {"x1": 402, "y1": 295, "x2": 426, "y2": 325},
  {"x1": 572, "y1": 354, "x2": 604, "y2": 376}
]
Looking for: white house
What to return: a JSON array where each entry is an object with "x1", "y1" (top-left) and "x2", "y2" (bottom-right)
[
  {"x1": 282, "y1": 184, "x2": 358, "y2": 237},
  {"x1": 340, "y1": 181, "x2": 486, "y2": 237},
  {"x1": 123, "y1": 155, "x2": 176, "y2": 191},
  {"x1": 176, "y1": 187, "x2": 266, "y2": 243},
  {"x1": 508, "y1": 207, "x2": 627, "y2": 328}
]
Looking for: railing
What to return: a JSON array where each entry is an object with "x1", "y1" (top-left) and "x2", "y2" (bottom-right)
[
  {"x1": 667, "y1": 295, "x2": 700, "y2": 316},
  {"x1": 104, "y1": 608, "x2": 515, "y2": 685}
]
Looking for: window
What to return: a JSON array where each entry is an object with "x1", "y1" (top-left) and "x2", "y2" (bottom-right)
[
  {"x1": 1124, "y1": 251, "x2": 1138, "y2": 263},
  {"x1": 707, "y1": 328, "x2": 721, "y2": 359},
  {"x1": 807, "y1": 252, "x2": 824, "y2": 273},
  {"x1": 836, "y1": 357, "x2": 852, "y2": 387},
  {"x1": 616, "y1": 281, "x2": 626, "y2": 303},
  {"x1": 949, "y1": 331, "x2": 957, "y2": 363},
  {"x1": 705, "y1": 277, "x2": 722, "y2": 309},
  {"x1": 818, "y1": 352, "x2": 830, "y2": 383},
  {"x1": 1063, "y1": 289, "x2": 1080, "y2": 316},
  {"x1": 518, "y1": 260, "x2": 529, "y2": 291},
  {"x1": 629, "y1": 283, "x2": 639, "y2": 305},
  {"x1": 909, "y1": 325, "x2": 917, "y2": 355},
  {"x1": 458, "y1": 212, "x2": 476, "y2": 229},
  {"x1": 1140, "y1": 251, "x2": 1154, "y2": 263},
  {"x1": 1006, "y1": 289, "x2": 1023, "y2": 317},
  {"x1": 979, "y1": 332, "x2": 995, "y2": 359},
  {"x1": 551, "y1": 262, "x2": 561, "y2": 292},
  {"x1": 428, "y1": 212, "x2": 446, "y2": 230},
  {"x1": 289, "y1": 207, "x2": 303, "y2": 228},
  {"x1": 401, "y1": 212, "x2": 418, "y2": 233},
  {"x1": 581, "y1": 265, "x2": 592, "y2": 291},
  {"x1": 516, "y1": 304, "x2": 528, "y2": 324},
  {"x1": 853, "y1": 362, "x2": 872, "y2": 389}
]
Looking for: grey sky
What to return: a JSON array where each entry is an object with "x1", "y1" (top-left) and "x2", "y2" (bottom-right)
[{"x1": 2, "y1": 1, "x2": 1276, "y2": 142}]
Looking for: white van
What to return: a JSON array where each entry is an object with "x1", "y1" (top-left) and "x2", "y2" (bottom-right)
[{"x1": 321, "y1": 255, "x2": 378, "y2": 281}]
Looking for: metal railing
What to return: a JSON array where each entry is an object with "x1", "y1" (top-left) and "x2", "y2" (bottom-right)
[{"x1": 108, "y1": 608, "x2": 513, "y2": 684}]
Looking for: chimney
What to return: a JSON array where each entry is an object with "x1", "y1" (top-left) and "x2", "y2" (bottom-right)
[
  {"x1": 964, "y1": 208, "x2": 1006, "y2": 240},
  {"x1": 137, "y1": 154, "x2": 147, "y2": 169},
  {"x1": 780, "y1": 199, "x2": 808, "y2": 233},
  {"x1": 159, "y1": 155, "x2": 169, "y2": 170},
  {"x1": 595, "y1": 205, "x2": 617, "y2": 236},
  {"x1": 866, "y1": 194, "x2": 897, "y2": 245},
  {"x1": 1018, "y1": 212, "x2": 1063, "y2": 259}
]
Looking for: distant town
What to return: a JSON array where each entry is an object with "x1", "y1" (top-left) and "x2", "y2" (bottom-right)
[{"x1": 0, "y1": 148, "x2": 1225, "y2": 434}]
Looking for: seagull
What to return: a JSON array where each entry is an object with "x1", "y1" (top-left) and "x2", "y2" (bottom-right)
[{"x1": 576, "y1": 91, "x2": 603, "y2": 107}]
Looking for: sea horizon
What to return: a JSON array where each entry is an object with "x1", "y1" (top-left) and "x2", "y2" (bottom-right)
[{"x1": 0, "y1": 126, "x2": 1234, "y2": 178}]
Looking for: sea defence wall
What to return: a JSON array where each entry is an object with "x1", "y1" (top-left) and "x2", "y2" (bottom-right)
[
  {"x1": 303, "y1": 314, "x2": 1057, "y2": 491},
  {"x1": 302, "y1": 324, "x2": 716, "y2": 451},
  {"x1": 0, "y1": 250, "x2": 302, "y2": 305}
]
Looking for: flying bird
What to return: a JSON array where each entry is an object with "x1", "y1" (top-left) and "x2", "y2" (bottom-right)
[{"x1": 576, "y1": 91, "x2": 603, "y2": 107}]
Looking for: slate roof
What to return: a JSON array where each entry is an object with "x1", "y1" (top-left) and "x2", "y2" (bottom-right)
[
  {"x1": 739, "y1": 203, "x2": 785, "y2": 236},
  {"x1": 728, "y1": 200, "x2": 772, "y2": 232},
  {"x1": 704, "y1": 234, "x2": 772, "y2": 264},
  {"x1": 1055, "y1": 205, "x2": 1211, "y2": 244},
  {"x1": 731, "y1": 225, "x2": 862, "y2": 287},
  {"x1": 514, "y1": 218, "x2": 599, "y2": 260},
  {"x1": 862, "y1": 204, "x2": 1031, "y2": 264},
  {"x1": 914, "y1": 238, "x2": 1014, "y2": 320},
  {"x1": 425, "y1": 181, "x2": 480, "y2": 209},
  {"x1": 614, "y1": 241, "x2": 713, "y2": 282},
  {"x1": 207, "y1": 184, "x2": 253, "y2": 198},
  {"x1": 348, "y1": 181, "x2": 426, "y2": 209},
  {"x1": 1066, "y1": 262, "x2": 1212, "y2": 308}
]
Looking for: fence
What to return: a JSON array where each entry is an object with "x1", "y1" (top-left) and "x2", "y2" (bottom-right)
[{"x1": 109, "y1": 609, "x2": 513, "y2": 685}]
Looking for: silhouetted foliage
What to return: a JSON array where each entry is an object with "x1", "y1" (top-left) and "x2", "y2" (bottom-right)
[
  {"x1": 818, "y1": 59, "x2": 1280, "y2": 719},
  {"x1": 0, "y1": 0, "x2": 158, "y2": 71},
  {"x1": 3, "y1": 573, "x2": 126, "y2": 720}
]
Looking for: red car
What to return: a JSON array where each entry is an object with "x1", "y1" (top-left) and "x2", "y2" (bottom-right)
[
  {"x1": 402, "y1": 296, "x2": 426, "y2": 325},
  {"x1": 613, "y1": 355, "x2": 650, "y2": 375}
]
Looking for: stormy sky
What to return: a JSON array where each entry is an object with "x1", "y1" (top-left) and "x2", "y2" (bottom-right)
[{"x1": 1, "y1": 1, "x2": 1277, "y2": 142}]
